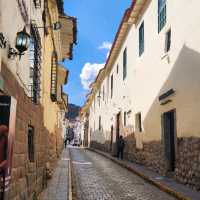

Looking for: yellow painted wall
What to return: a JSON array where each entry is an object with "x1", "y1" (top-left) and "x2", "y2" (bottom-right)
[{"x1": 42, "y1": 0, "x2": 62, "y2": 135}]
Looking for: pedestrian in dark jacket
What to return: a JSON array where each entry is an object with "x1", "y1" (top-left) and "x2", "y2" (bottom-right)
[
  {"x1": 117, "y1": 135, "x2": 125, "y2": 160},
  {"x1": 64, "y1": 138, "x2": 67, "y2": 149}
]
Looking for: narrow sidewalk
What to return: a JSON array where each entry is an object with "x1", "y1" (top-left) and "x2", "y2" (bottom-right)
[
  {"x1": 89, "y1": 148, "x2": 200, "y2": 200},
  {"x1": 39, "y1": 149, "x2": 70, "y2": 200}
]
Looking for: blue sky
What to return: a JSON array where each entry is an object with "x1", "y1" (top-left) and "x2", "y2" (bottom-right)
[{"x1": 63, "y1": 0, "x2": 132, "y2": 106}]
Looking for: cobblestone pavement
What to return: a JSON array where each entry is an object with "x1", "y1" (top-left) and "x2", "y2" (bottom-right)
[
  {"x1": 70, "y1": 148, "x2": 177, "y2": 200},
  {"x1": 40, "y1": 149, "x2": 69, "y2": 200}
]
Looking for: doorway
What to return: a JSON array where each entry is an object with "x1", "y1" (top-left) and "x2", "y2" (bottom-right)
[
  {"x1": 163, "y1": 110, "x2": 176, "y2": 172},
  {"x1": 116, "y1": 112, "x2": 120, "y2": 142},
  {"x1": 110, "y1": 125, "x2": 113, "y2": 151}
]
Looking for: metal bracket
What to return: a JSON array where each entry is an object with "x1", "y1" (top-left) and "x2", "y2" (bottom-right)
[{"x1": 8, "y1": 46, "x2": 24, "y2": 59}]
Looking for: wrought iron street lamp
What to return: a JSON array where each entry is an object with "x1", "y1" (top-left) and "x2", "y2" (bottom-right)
[
  {"x1": 8, "y1": 26, "x2": 30, "y2": 59},
  {"x1": 15, "y1": 27, "x2": 30, "y2": 54}
]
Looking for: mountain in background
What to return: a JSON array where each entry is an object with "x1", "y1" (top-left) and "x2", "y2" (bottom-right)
[{"x1": 66, "y1": 103, "x2": 81, "y2": 120}]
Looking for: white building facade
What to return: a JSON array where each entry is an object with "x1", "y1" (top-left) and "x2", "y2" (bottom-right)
[{"x1": 84, "y1": 0, "x2": 200, "y2": 190}]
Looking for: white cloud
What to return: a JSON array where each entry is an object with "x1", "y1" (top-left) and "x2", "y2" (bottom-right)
[
  {"x1": 98, "y1": 41, "x2": 112, "y2": 50},
  {"x1": 80, "y1": 62, "x2": 105, "y2": 90}
]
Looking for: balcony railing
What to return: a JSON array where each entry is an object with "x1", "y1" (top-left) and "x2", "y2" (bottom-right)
[
  {"x1": 33, "y1": 0, "x2": 41, "y2": 8},
  {"x1": 50, "y1": 52, "x2": 58, "y2": 102}
]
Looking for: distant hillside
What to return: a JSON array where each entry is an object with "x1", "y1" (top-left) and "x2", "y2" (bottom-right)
[{"x1": 66, "y1": 103, "x2": 81, "y2": 120}]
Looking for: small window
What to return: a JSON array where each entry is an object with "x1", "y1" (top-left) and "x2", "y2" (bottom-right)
[
  {"x1": 94, "y1": 98, "x2": 96, "y2": 112},
  {"x1": 135, "y1": 112, "x2": 142, "y2": 132},
  {"x1": 111, "y1": 74, "x2": 113, "y2": 98},
  {"x1": 103, "y1": 86, "x2": 105, "y2": 101},
  {"x1": 139, "y1": 22, "x2": 144, "y2": 56},
  {"x1": 117, "y1": 64, "x2": 119, "y2": 74},
  {"x1": 33, "y1": 0, "x2": 41, "y2": 8},
  {"x1": 107, "y1": 76, "x2": 110, "y2": 101},
  {"x1": 98, "y1": 90, "x2": 101, "y2": 107},
  {"x1": 165, "y1": 29, "x2": 171, "y2": 52},
  {"x1": 28, "y1": 126, "x2": 34, "y2": 162},
  {"x1": 99, "y1": 116, "x2": 101, "y2": 131},
  {"x1": 123, "y1": 48, "x2": 127, "y2": 80},
  {"x1": 124, "y1": 112, "x2": 127, "y2": 126},
  {"x1": 158, "y1": 0, "x2": 166, "y2": 32}
]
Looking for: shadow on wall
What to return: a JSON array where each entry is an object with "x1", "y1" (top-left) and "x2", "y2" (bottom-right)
[
  {"x1": 90, "y1": 45, "x2": 200, "y2": 190},
  {"x1": 143, "y1": 44, "x2": 200, "y2": 140}
]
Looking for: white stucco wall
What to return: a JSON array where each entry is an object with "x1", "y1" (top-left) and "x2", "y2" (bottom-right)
[
  {"x1": 89, "y1": 0, "x2": 200, "y2": 146},
  {"x1": 0, "y1": 0, "x2": 44, "y2": 97}
]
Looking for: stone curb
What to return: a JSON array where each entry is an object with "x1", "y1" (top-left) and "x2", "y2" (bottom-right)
[
  {"x1": 88, "y1": 148, "x2": 191, "y2": 200},
  {"x1": 68, "y1": 148, "x2": 73, "y2": 200},
  {"x1": 68, "y1": 148, "x2": 77, "y2": 200}
]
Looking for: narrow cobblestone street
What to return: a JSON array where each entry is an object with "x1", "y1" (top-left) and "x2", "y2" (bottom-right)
[{"x1": 70, "y1": 147, "x2": 177, "y2": 200}]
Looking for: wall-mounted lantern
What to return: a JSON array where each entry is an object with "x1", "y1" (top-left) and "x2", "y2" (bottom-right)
[{"x1": 8, "y1": 27, "x2": 30, "y2": 59}]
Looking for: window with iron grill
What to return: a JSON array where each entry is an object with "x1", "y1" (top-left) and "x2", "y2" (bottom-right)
[
  {"x1": 28, "y1": 126, "x2": 34, "y2": 162},
  {"x1": 111, "y1": 74, "x2": 113, "y2": 98},
  {"x1": 135, "y1": 112, "x2": 142, "y2": 132},
  {"x1": 33, "y1": 0, "x2": 41, "y2": 8},
  {"x1": 165, "y1": 29, "x2": 171, "y2": 52},
  {"x1": 123, "y1": 48, "x2": 127, "y2": 80},
  {"x1": 98, "y1": 90, "x2": 101, "y2": 107},
  {"x1": 103, "y1": 86, "x2": 105, "y2": 101},
  {"x1": 124, "y1": 111, "x2": 127, "y2": 126},
  {"x1": 50, "y1": 52, "x2": 58, "y2": 102},
  {"x1": 117, "y1": 64, "x2": 119, "y2": 74},
  {"x1": 158, "y1": 0, "x2": 166, "y2": 33},
  {"x1": 139, "y1": 22, "x2": 144, "y2": 56},
  {"x1": 29, "y1": 22, "x2": 41, "y2": 104},
  {"x1": 99, "y1": 116, "x2": 101, "y2": 131}
]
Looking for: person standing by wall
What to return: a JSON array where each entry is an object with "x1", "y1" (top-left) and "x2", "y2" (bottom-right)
[{"x1": 117, "y1": 135, "x2": 125, "y2": 160}]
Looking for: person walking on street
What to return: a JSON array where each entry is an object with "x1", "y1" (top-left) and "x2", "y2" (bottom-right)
[
  {"x1": 64, "y1": 138, "x2": 67, "y2": 149},
  {"x1": 117, "y1": 135, "x2": 125, "y2": 160}
]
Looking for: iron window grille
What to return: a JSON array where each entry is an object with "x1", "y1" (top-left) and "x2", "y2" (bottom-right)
[
  {"x1": 29, "y1": 22, "x2": 42, "y2": 104},
  {"x1": 33, "y1": 0, "x2": 41, "y2": 8},
  {"x1": 135, "y1": 112, "x2": 142, "y2": 132},
  {"x1": 117, "y1": 64, "x2": 119, "y2": 74},
  {"x1": 99, "y1": 116, "x2": 101, "y2": 131},
  {"x1": 28, "y1": 126, "x2": 34, "y2": 162},
  {"x1": 111, "y1": 74, "x2": 113, "y2": 98},
  {"x1": 50, "y1": 52, "x2": 58, "y2": 102},
  {"x1": 158, "y1": 0, "x2": 167, "y2": 33},
  {"x1": 139, "y1": 22, "x2": 144, "y2": 56},
  {"x1": 17, "y1": 0, "x2": 29, "y2": 24},
  {"x1": 124, "y1": 112, "x2": 127, "y2": 126},
  {"x1": 103, "y1": 86, "x2": 105, "y2": 101},
  {"x1": 165, "y1": 29, "x2": 171, "y2": 52},
  {"x1": 98, "y1": 90, "x2": 101, "y2": 107},
  {"x1": 123, "y1": 48, "x2": 127, "y2": 80}
]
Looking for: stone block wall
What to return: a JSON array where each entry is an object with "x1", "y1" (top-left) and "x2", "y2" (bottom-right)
[
  {"x1": 90, "y1": 126, "x2": 200, "y2": 190},
  {"x1": 175, "y1": 137, "x2": 200, "y2": 190},
  {"x1": 1, "y1": 64, "x2": 53, "y2": 199}
]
